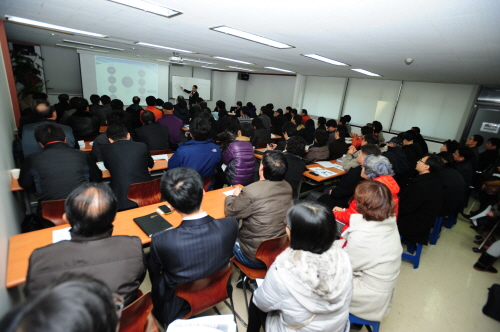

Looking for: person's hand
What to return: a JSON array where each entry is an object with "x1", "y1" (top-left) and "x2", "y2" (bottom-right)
[
  {"x1": 347, "y1": 145, "x2": 357, "y2": 154},
  {"x1": 148, "y1": 167, "x2": 152, "y2": 172},
  {"x1": 329, "y1": 189, "x2": 332, "y2": 195},
  {"x1": 267, "y1": 143, "x2": 276, "y2": 150},
  {"x1": 233, "y1": 187, "x2": 242, "y2": 196},
  {"x1": 180, "y1": 86, "x2": 184, "y2": 90},
  {"x1": 332, "y1": 206, "x2": 344, "y2": 212},
  {"x1": 487, "y1": 211, "x2": 494, "y2": 217}
]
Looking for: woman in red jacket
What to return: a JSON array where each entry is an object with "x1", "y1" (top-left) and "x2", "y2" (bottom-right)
[{"x1": 333, "y1": 155, "x2": 400, "y2": 232}]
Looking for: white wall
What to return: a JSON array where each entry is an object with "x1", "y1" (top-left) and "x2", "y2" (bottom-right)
[
  {"x1": 301, "y1": 76, "x2": 347, "y2": 119},
  {"x1": 244, "y1": 74, "x2": 296, "y2": 110},
  {"x1": 211, "y1": 71, "x2": 238, "y2": 110},
  {"x1": 0, "y1": 41, "x2": 22, "y2": 316}
]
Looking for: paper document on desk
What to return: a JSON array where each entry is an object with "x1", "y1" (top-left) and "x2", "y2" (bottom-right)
[
  {"x1": 223, "y1": 189, "x2": 235, "y2": 196},
  {"x1": 329, "y1": 163, "x2": 344, "y2": 171},
  {"x1": 167, "y1": 314, "x2": 236, "y2": 332},
  {"x1": 96, "y1": 161, "x2": 107, "y2": 171},
  {"x1": 52, "y1": 227, "x2": 71, "y2": 243},
  {"x1": 316, "y1": 161, "x2": 336, "y2": 168},
  {"x1": 152, "y1": 154, "x2": 169, "y2": 161},
  {"x1": 78, "y1": 140, "x2": 85, "y2": 148},
  {"x1": 309, "y1": 168, "x2": 336, "y2": 177}
]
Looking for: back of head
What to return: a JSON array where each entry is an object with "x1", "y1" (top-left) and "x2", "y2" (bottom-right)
[
  {"x1": 236, "y1": 101, "x2": 242, "y2": 107},
  {"x1": 266, "y1": 103, "x2": 274, "y2": 110},
  {"x1": 190, "y1": 117, "x2": 211, "y2": 141},
  {"x1": 285, "y1": 106, "x2": 292, "y2": 112},
  {"x1": 326, "y1": 119, "x2": 337, "y2": 128},
  {"x1": 34, "y1": 123, "x2": 66, "y2": 145},
  {"x1": 246, "y1": 102, "x2": 254, "y2": 108},
  {"x1": 355, "y1": 180, "x2": 395, "y2": 221},
  {"x1": 90, "y1": 94, "x2": 100, "y2": 105},
  {"x1": 106, "y1": 124, "x2": 129, "y2": 141},
  {"x1": 0, "y1": 274, "x2": 118, "y2": 332},
  {"x1": 105, "y1": 111, "x2": 126, "y2": 126},
  {"x1": 100, "y1": 95, "x2": 111, "y2": 105},
  {"x1": 282, "y1": 121, "x2": 297, "y2": 137},
  {"x1": 226, "y1": 116, "x2": 241, "y2": 135},
  {"x1": 473, "y1": 134, "x2": 484, "y2": 147},
  {"x1": 344, "y1": 115, "x2": 351, "y2": 123},
  {"x1": 162, "y1": 102, "x2": 174, "y2": 111},
  {"x1": 336, "y1": 125, "x2": 348, "y2": 139},
  {"x1": 314, "y1": 128, "x2": 329, "y2": 147},
  {"x1": 132, "y1": 96, "x2": 140, "y2": 104},
  {"x1": 443, "y1": 139, "x2": 460, "y2": 153},
  {"x1": 363, "y1": 134, "x2": 378, "y2": 145},
  {"x1": 301, "y1": 109, "x2": 308, "y2": 116},
  {"x1": 402, "y1": 130, "x2": 415, "y2": 142},
  {"x1": 456, "y1": 146, "x2": 473, "y2": 161},
  {"x1": 488, "y1": 137, "x2": 500, "y2": 150},
  {"x1": 363, "y1": 155, "x2": 394, "y2": 179},
  {"x1": 305, "y1": 119, "x2": 314, "y2": 128},
  {"x1": 156, "y1": 98, "x2": 164, "y2": 107},
  {"x1": 161, "y1": 168, "x2": 203, "y2": 214},
  {"x1": 290, "y1": 108, "x2": 298, "y2": 116},
  {"x1": 199, "y1": 101, "x2": 208, "y2": 110},
  {"x1": 66, "y1": 183, "x2": 117, "y2": 237},
  {"x1": 292, "y1": 114, "x2": 302, "y2": 125},
  {"x1": 35, "y1": 100, "x2": 54, "y2": 119},
  {"x1": 58, "y1": 94, "x2": 69, "y2": 103},
  {"x1": 276, "y1": 108, "x2": 284, "y2": 116},
  {"x1": 360, "y1": 126, "x2": 372, "y2": 136},
  {"x1": 411, "y1": 126, "x2": 421, "y2": 134},
  {"x1": 176, "y1": 96, "x2": 187, "y2": 108},
  {"x1": 286, "y1": 201, "x2": 335, "y2": 254},
  {"x1": 69, "y1": 97, "x2": 80, "y2": 109},
  {"x1": 386, "y1": 136, "x2": 403, "y2": 148},
  {"x1": 424, "y1": 153, "x2": 445, "y2": 173},
  {"x1": 74, "y1": 98, "x2": 89, "y2": 113},
  {"x1": 260, "y1": 106, "x2": 269, "y2": 115},
  {"x1": 141, "y1": 110, "x2": 155, "y2": 124},
  {"x1": 437, "y1": 151, "x2": 454, "y2": 164},
  {"x1": 317, "y1": 117, "x2": 326, "y2": 125},
  {"x1": 360, "y1": 144, "x2": 381, "y2": 157},
  {"x1": 240, "y1": 122, "x2": 253, "y2": 137},
  {"x1": 262, "y1": 150, "x2": 288, "y2": 181},
  {"x1": 196, "y1": 97, "x2": 204, "y2": 104},
  {"x1": 252, "y1": 117, "x2": 264, "y2": 129},
  {"x1": 145, "y1": 96, "x2": 156, "y2": 106},
  {"x1": 218, "y1": 109, "x2": 228, "y2": 118},
  {"x1": 216, "y1": 100, "x2": 226, "y2": 110},
  {"x1": 110, "y1": 99, "x2": 123, "y2": 110},
  {"x1": 372, "y1": 121, "x2": 383, "y2": 133},
  {"x1": 286, "y1": 135, "x2": 306, "y2": 157},
  {"x1": 239, "y1": 106, "x2": 249, "y2": 116}
]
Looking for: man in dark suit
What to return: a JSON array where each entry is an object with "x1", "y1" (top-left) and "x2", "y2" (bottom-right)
[
  {"x1": 135, "y1": 110, "x2": 170, "y2": 151},
  {"x1": 101, "y1": 124, "x2": 154, "y2": 210},
  {"x1": 180, "y1": 85, "x2": 199, "y2": 107},
  {"x1": 148, "y1": 167, "x2": 238, "y2": 328}
]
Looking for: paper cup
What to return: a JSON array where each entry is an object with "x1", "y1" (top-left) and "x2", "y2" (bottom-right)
[{"x1": 10, "y1": 168, "x2": 20, "y2": 179}]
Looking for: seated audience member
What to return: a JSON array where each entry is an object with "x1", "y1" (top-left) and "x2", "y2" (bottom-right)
[
  {"x1": 440, "y1": 139, "x2": 460, "y2": 154},
  {"x1": 168, "y1": 117, "x2": 221, "y2": 182},
  {"x1": 22, "y1": 101, "x2": 78, "y2": 156},
  {"x1": 283, "y1": 136, "x2": 307, "y2": 198},
  {"x1": 372, "y1": 120, "x2": 385, "y2": 147},
  {"x1": 478, "y1": 137, "x2": 500, "y2": 172},
  {"x1": 141, "y1": 95, "x2": 162, "y2": 121},
  {"x1": 411, "y1": 126, "x2": 429, "y2": 154},
  {"x1": 216, "y1": 122, "x2": 255, "y2": 188},
  {"x1": 217, "y1": 116, "x2": 241, "y2": 152},
  {"x1": 326, "y1": 119, "x2": 338, "y2": 143},
  {"x1": 135, "y1": 110, "x2": 170, "y2": 151},
  {"x1": 198, "y1": 111, "x2": 219, "y2": 141},
  {"x1": 284, "y1": 106, "x2": 293, "y2": 121},
  {"x1": 24, "y1": 183, "x2": 145, "y2": 305},
  {"x1": 59, "y1": 96, "x2": 79, "y2": 124},
  {"x1": 467, "y1": 161, "x2": 500, "y2": 218},
  {"x1": 213, "y1": 100, "x2": 226, "y2": 120},
  {"x1": 54, "y1": 93, "x2": 71, "y2": 120},
  {"x1": 383, "y1": 136, "x2": 411, "y2": 186},
  {"x1": 328, "y1": 125, "x2": 349, "y2": 160},
  {"x1": 399, "y1": 130, "x2": 424, "y2": 186},
  {"x1": 19, "y1": 124, "x2": 101, "y2": 215},
  {"x1": 300, "y1": 109, "x2": 311, "y2": 124},
  {"x1": 101, "y1": 124, "x2": 153, "y2": 210},
  {"x1": 217, "y1": 108, "x2": 230, "y2": 134},
  {"x1": 233, "y1": 100, "x2": 242, "y2": 114},
  {"x1": 238, "y1": 106, "x2": 253, "y2": 124},
  {"x1": 398, "y1": 154, "x2": 444, "y2": 244},
  {"x1": 91, "y1": 110, "x2": 127, "y2": 161},
  {"x1": 341, "y1": 114, "x2": 352, "y2": 134},
  {"x1": 259, "y1": 106, "x2": 272, "y2": 133},
  {"x1": 465, "y1": 134, "x2": 483, "y2": 171},
  {"x1": 18, "y1": 92, "x2": 50, "y2": 136},
  {"x1": 350, "y1": 125, "x2": 372, "y2": 149},
  {"x1": 89, "y1": 94, "x2": 103, "y2": 118},
  {"x1": 66, "y1": 97, "x2": 100, "y2": 138},
  {"x1": 251, "y1": 117, "x2": 271, "y2": 148},
  {"x1": 225, "y1": 150, "x2": 293, "y2": 268},
  {"x1": 148, "y1": 168, "x2": 238, "y2": 327},
  {"x1": 474, "y1": 237, "x2": 500, "y2": 274},
  {"x1": 125, "y1": 96, "x2": 143, "y2": 130},
  {"x1": 342, "y1": 134, "x2": 378, "y2": 172},
  {"x1": 249, "y1": 201, "x2": 352, "y2": 332},
  {"x1": 189, "y1": 102, "x2": 202, "y2": 119},
  {"x1": 266, "y1": 103, "x2": 274, "y2": 112},
  {"x1": 110, "y1": 98, "x2": 134, "y2": 133},
  {"x1": 317, "y1": 116, "x2": 327, "y2": 131},
  {"x1": 1, "y1": 275, "x2": 119, "y2": 332},
  {"x1": 268, "y1": 121, "x2": 297, "y2": 151},
  {"x1": 174, "y1": 95, "x2": 190, "y2": 123},
  {"x1": 158, "y1": 102, "x2": 183, "y2": 150},
  {"x1": 156, "y1": 98, "x2": 164, "y2": 111},
  {"x1": 453, "y1": 146, "x2": 474, "y2": 187},
  {"x1": 437, "y1": 152, "x2": 466, "y2": 217},
  {"x1": 96, "y1": 95, "x2": 112, "y2": 125},
  {"x1": 334, "y1": 155, "x2": 400, "y2": 230},
  {"x1": 340, "y1": 180, "x2": 402, "y2": 321},
  {"x1": 304, "y1": 128, "x2": 330, "y2": 164},
  {"x1": 291, "y1": 114, "x2": 303, "y2": 132},
  {"x1": 247, "y1": 102, "x2": 257, "y2": 117},
  {"x1": 303, "y1": 119, "x2": 315, "y2": 145},
  {"x1": 317, "y1": 144, "x2": 381, "y2": 209},
  {"x1": 272, "y1": 108, "x2": 287, "y2": 135}
]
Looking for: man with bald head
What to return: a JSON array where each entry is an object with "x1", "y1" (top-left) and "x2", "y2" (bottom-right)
[{"x1": 24, "y1": 183, "x2": 145, "y2": 306}]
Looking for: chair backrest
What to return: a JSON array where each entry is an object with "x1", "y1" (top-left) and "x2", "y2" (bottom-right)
[
  {"x1": 127, "y1": 178, "x2": 162, "y2": 207},
  {"x1": 256, "y1": 142, "x2": 268, "y2": 149},
  {"x1": 202, "y1": 177, "x2": 212, "y2": 192},
  {"x1": 255, "y1": 234, "x2": 290, "y2": 269},
  {"x1": 119, "y1": 291, "x2": 158, "y2": 332},
  {"x1": 175, "y1": 261, "x2": 233, "y2": 319},
  {"x1": 149, "y1": 149, "x2": 172, "y2": 155},
  {"x1": 41, "y1": 199, "x2": 67, "y2": 226}
]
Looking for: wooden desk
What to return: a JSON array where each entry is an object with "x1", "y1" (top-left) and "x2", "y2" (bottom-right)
[
  {"x1": 99, "y1": 126, "x2": 107, "y2": 133},
  {"x1": 270, "y1": 135, "x2": 282, "y2": 140},
  {"x1": 6, "y1": 185, "x2": 240, "y2": 288},
  {"x1": 11, "y1": 178, "x2": 23, "y2": 191},
  {"x1": 303, "y1": 161, "x2": 346, "y2": 181},
  {"x1": 80, "y1": 141, "x2": 92, "y2": 152},
  {"x1": 181, "y1": 126, "x2": 190, "y2": 132}
]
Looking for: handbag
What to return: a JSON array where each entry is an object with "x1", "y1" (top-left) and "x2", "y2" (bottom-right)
[{"x1": 483, "y1": 283, "x2": 500, "y2": 322}]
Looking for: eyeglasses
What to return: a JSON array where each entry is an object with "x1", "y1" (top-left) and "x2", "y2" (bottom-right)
[{"x1": 417, "y1": 159, "x2": 425, "y2": 163}]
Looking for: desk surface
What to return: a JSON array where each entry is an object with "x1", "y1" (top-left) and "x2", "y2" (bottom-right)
[
  {"x1": 6, "y1": 185, "x2": 240, "y2": 288},
  {"x1": 99, "y1": 126, "x2": 107, "y2": 133}
]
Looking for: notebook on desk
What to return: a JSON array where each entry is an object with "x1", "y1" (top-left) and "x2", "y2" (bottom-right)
[
  {"x1": 133, "y1": 212, "x2": 173, "y2": 237},
  {"x1": 254, "y1": 150, "x2": 265, "y2": 155}
]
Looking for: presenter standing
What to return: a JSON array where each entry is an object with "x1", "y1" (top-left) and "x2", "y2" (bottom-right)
[{"x1": 180, "y1": 85, "x2": 199, "y2": 107}]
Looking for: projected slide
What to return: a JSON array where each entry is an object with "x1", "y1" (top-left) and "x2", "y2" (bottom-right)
[{"x1": 95, "y1": 56, "x2": 158, "y2": 101}]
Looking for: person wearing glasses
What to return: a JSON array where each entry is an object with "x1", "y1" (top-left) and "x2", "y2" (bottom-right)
[{"x1": 398, "y1": 154, "x2": 444, "y2": 245}]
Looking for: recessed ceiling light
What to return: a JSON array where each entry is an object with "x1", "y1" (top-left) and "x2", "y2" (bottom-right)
[
  {"x1": 5, "y1": 15, "x2": 108, "y2": 38},
  {"x1": 107, "y1": 0, "x2": 182, "y2": 18},
  {"x1": 135, "y1": 42, "x2": 193, "y2": 53},
  {"x1": 62, "y1": 39, "x2": 124, "y2": 51},
  {"x1": 210, "y1": 26, "x2": 294, "y2": 49},
  {"x1": 351, "y1": 69, "x2": 382, "y2": 77},
  {"x1": 56, "y1": 44, "x2": 109, "y2": 53},
  {"x1": 264, "y1": 67, "x2": 295, "y2": 73},
  {"x1": 213, "y1": 56, "x2": 253, "y2": 65},
  {"x1": 301, "y1": 54, "x2": 349, "y2": 66},
  {"x1": 228, "y1": 66, "x2": 255, "y2": 72},
  {"x1": 182, "y1": 58, "x2": 214, "y2": 64},
  {"x1": 202, "y1": 66, "x2": 226, "y2": 70}
]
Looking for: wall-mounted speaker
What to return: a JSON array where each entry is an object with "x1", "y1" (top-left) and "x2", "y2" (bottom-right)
[{"x1": 238, "y1": 73, "x2": 249, "y2": 81}]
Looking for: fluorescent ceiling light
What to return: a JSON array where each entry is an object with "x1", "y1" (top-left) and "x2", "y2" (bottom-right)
[
  {"x1": 228, "y1": 66, "x2": 255, "y2": 72},
  {"x1": 135, "y1": 42, "x2": 193, "y2": 53},
  {"x1": 182, "y1": 58, "x2": 214, "y2": 64},
  {"x1": 351, "y1": 69, "x2": 382, "y2": 77},
  {"x1": 156, "y1": 59, "x2": 185, "y2": 65},
  {"x1": 107, "y1": 0, "x2": 182, "y2": 18},
  {"x1": 4, "y1": 15, "x2": 108, "y2": 38},
  {"x1": 264, "y1": 67, "x2": 295, "y2": 73},
  {"x1": 210, "y1": 26, "x2": 294, "y2": 49},
  {"x1": 302, "y1": 54, "x2": 349, "y2": 66},
  {"x1": 62, "y1": 39, "x2": 124, "y2": 51},
  {"x1": 213, "y1": 56, "x2": 253, "y2": 65},
  {"x1": 202, "y1": 66, "x2": 226, "y2": 70},
  {"x1": 56, "y1": 44, "x2": 109, "y2": 53}
]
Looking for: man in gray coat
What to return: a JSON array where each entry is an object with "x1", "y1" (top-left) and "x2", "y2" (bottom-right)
[{"x1": 225, "y1": 150, "x2": 293, "y2": 268}]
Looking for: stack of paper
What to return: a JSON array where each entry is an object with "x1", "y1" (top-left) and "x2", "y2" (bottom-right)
[{"x1": 152, "y1": 154, "x2": 169, "y2": 161}]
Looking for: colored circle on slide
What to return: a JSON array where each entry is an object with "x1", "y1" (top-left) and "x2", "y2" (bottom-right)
[
  {"x1": 139, "y1": 79, "x2": 145, "y2": 86},
  {"x1": 122, "y1": 76, "x2": 134, "y2": 88},
  {"x1": 109, "y1": 85, "x2": 117, "y2": 93},
  {"x1": 138, "y1": 70, "x2": 145, "y2": 77},
  {"x1": 107, "y1": 67, "x2": 116, "y2": 74},
  {"x1": 139, "y1": 87, "x2": 146, "y2": 94},
  {"x1": 108, "y1": 76, "x2": 116, "y2": 83}
]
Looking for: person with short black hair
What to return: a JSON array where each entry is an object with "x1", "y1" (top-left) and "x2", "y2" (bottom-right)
[
  {"x1": 271, "y1": 108, "x2": 287, "y2": 135},
  {"x1": 148, "y1": 168, "x2": 238, "y2": 327},
  {"x1": 317, "y1": 116, "x2": 327, "y2": 131},
  {"x1": 283, "y1": 136, "x2": 307, "y2": 198},
  {"x1": 304, "y1": 128, "x2": 329, "y2": 164},
  {"x1": 140, "y1": 95, "x2": 162, "y2": 121},
  {"x1": 246, "y1": 102, "x2": 257, "y2": 117},
  {"x1": 101, "y1": 124, "x2": 154, "y2": 210},
  {"x1": 303, "y1": 118, "x2": 315, "y2": 145},
  {"x1": 383, "y1": 136, "x2": 411, "y2": 185},
  {"x1": 66, "y1": 97, "x2": 100, "y2": 138},
  {"x1": 478, "y1": 137, "x2": 500, "y2": 172},
  {"x1": 284, "y1": 106, "x2": 293, "y2": 121},
  {"x1": 89, "y1": 94, "x2": 102, "y2": 117},
  {"x1": 180, "y1": 85, "x2": 199, "y2": 107},
  {"x1": 91, "y1": 110, "x2": 127, "y2": 161},
  {"x1": 135, "y1": 110, "x2": 170, "y2": 151},
  {"x1": 398, "y1": 154, "x2": 444, "y2": 244},
  {"x1": 437, "y1": 151, "x2": 467, "y2": 217},
  {"x1": 328, "y1": 125, "x2": 349, "y2": 160},
  {"x1": 95, "y1": 95, "x2": 113, "y2": 125},
  {"x1": 300, "y1": 109, "x2": 311, "y2": 124},
  {"x1": 251, "y1": 117, "x2": 271, "y2": 148},
  {"x1": 225, "y1": 150, "x2": 293, "y2": 268},
  {"x1": 399, "y1": 130, "x2": 424, "y2": 186},
  {"x1": 173, "y1": 95, "x2": 190, "y2": 124},
  {"x1": 268, "y1": 121, "x2": 297, "y2": 151},
  {"x1": 125, "y1": 96, "x2": 144, "y2": 130},
  {"x1": 372, "y1": 120, "x2": 385, "y2": 147},
  {"x1": 168, "y1": 117, "x2": 221, "y2": 185},
  {"x1": 326, "y1": 119, "x2": 338, "y2": 143},
  {"x1": 54, "y1": 93, "x2": 71, "y2": 120},
  {"x1": 259, "y1": 106, "x2": 272, "y2": 133},
  {"x1": 350, "y1": 125, "x2": 372, "y2": 149},
  {"x1": 411, "y1": 126, "x2": 429, "y2": 154},
  {"x1": 24, "y1": 183, "x2": 145, "y2": 305},
  {"x1": 453, "y1": 146, "x2": 474, "y2": 186}
]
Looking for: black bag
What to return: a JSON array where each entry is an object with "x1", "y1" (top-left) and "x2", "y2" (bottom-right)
[
  {"x1": 21, "y1": 214, "x2": 54, "y2": 233},
  {"x1": 483, "y1": 283, "x2": 500, "y2": 322}
]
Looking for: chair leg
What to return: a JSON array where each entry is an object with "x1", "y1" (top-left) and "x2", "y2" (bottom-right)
[
  {"x1": 242, "y1": 275, "x2": 250, "y2": 317},
  {"x1": 213, "y1": 305, "x2": 221, "y2": 315}
]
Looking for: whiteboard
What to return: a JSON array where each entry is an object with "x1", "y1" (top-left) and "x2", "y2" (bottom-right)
[{"x1": 171, "y1": 76, "x2": 211, "y2": 101}]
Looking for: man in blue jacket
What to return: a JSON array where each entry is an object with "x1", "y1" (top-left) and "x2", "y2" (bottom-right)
[{"x1": 168, "y1": 117, "x2": 221, "y2": 185}]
